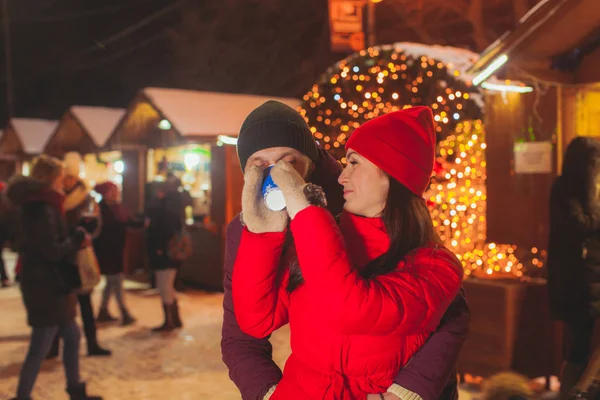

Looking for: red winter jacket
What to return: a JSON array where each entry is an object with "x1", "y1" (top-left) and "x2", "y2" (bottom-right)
[{"x1": 233, "y1": 206, "x2": 463, "y2": 399}]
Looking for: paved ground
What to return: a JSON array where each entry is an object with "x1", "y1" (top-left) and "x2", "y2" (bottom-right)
[{"x1": 0, "y1": 252, "x2": 292, "y2": 400}]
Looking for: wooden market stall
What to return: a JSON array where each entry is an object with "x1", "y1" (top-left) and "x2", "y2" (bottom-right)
[
  {"x1": 44, "y1": 106, "x2": 126, "y2": 187},
  {"x1": 41, "y1": 105, "x2": 147, "y2": 273},
  {"x1": 104, "y1": 87, "x2": 301, "y2": 290},
  {"x1": 468, "y1": 0, "x2": 600, "y2": 250},
  {"x1": 0, "y1": 118, "x2": 58, "y2": 180},
  {"x1": 469, "y1": 0, "x2": 600, "y2": 160},
  {"x1": 461, "y1": 0, "x2": 600, "y2": 380}
]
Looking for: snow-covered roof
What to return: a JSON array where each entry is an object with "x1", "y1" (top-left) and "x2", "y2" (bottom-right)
[
  {"x1": 142, "y1": 88, "x2": 301, "y2": 137},
  {"x1": 10, "y1": 118, "x2": 58, "y2": 154},
  {"x1": 70, "y1": 106, "x2": 126, "y2": 147},
  {"x1": 346, "y1": 42, "x2": 521, "y2": 109},
  {"x1": 393, "y1": 43, "x2": 479, "y2": 77}
]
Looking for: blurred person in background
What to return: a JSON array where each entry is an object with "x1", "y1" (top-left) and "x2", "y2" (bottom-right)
[
  {"x1": 7, "y1": 155, "x2": 102, "y2": 400},
  {"x1": 47, "y1": 152, "x2": 111, "y2": 359},
  {"x1": 0, "y1": 180, "x2": 12, "y2": 287},
  {"x1": 93, "y1": 181, "x2": 137, "y2": 326},
  {"x1": 547, "y1": 137, "x2": 600, "y2": 399},
  {"x1": 480, "y1": 372, "x2": 534, "y2": 400},
  {"x1": 145, "y1": 176, "x2": 185, "y2": 332}
]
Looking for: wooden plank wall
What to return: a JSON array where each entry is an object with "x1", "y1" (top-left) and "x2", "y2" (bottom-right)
[{"x1": 484, "y1": 88, "x2": 557, "y2": 250}]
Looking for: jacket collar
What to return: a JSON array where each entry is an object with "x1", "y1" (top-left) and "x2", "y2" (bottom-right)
[{"x1": 339, "y1": 211, "x2": 389, "y2": 269}]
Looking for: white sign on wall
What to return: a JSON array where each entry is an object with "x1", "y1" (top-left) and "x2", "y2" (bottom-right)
[{"x1": 513, "y1": 141, "x2": 553, "y2": 174}]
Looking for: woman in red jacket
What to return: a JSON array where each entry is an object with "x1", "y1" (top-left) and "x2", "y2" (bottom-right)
[{"x1": 233, "y1": 106, "x2": 464, "y2": 400}]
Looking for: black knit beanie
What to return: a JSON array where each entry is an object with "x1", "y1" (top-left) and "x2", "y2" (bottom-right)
[{"x1": 237, "y1": 100, "x2": 320, "y2": 170}]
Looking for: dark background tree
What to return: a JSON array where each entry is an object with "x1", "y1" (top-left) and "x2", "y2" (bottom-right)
[{"x1": 0, "y1": 0, "x2": 541, "y2": 124}]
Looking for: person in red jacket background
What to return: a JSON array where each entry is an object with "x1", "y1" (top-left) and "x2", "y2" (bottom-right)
[{"x1": 225, "y1": 102, "x2": 467, "y2": 400}]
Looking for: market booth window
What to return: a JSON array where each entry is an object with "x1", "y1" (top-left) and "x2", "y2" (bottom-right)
[
  {"x1": 147, "y1": 144, "x2": 212, "y2": 225},
  {"x1": 84, "y1": 151, "x2": 124, "y2": 202}
]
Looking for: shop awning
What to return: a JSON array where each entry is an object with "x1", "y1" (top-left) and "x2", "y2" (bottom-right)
[
  {"x1": 468, "y1": 0, "x2": 600, "y2": 84},
  {"x1": 105, "y1": 88, "x2": 301, "y2": 149},
  {"x1": 45, "y1": 106, "x2": 126, "y2": 157},
  {"x1": 0, "y1": 118, "x2": 58, "y2": 158}
]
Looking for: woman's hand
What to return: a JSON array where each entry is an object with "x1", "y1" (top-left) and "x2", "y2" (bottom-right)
[
  {"x1": 270, "y1": 161, "x2": 311, "y2": 219},
  {"x1": 241, "y1": 166, "x2": 288, "y2": 233},
  {"x1": 81, "y1": 233, "x2": 92, "y2": 248}
]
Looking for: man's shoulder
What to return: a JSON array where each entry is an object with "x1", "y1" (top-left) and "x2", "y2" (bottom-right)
[
  {"x1": 223, "y1": 215, "x2": 244, "y2": 278},
  {"x1": 226, "y1": 214, "x2": 243, "y2": 239}
]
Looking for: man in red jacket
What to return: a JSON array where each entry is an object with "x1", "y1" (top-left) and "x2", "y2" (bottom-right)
[{"x1": 221, "y1": 101, "x2": 470, "y2": 400}]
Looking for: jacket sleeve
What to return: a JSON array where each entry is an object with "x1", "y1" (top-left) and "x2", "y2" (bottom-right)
[
  {"x1": 290, "y1": 206, "x2": 463, "y2": 336},
  {"x1": 393, "y1": 289, "x2": 470, "y2": 400},
  {"x1": 26, "y1": 205, "x2": 84, "y2": 263},
  {"x1": 221, "y1": 218, "x2": 283, "y2": 400},
  {"x1": 566, "y1": 198, "x2": 598, "y2": 234},
  {"x1": 89, "y1": 200, "x2": 102, "y2": 240},
  {"x1": 551, "y1": 178, "x2": 598, "y2": 235},
  {"x1": 232, "y1": 228, "x2": 290, "y2": 338}
]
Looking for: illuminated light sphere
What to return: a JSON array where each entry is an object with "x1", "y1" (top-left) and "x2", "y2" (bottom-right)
[
  {"x1": 113, "y1": 160, "x2": 125, "y2": 174},
  {"x1": 158, "y1": 119, "x2": 172, "y2": 130},
  {"x1": 300, "y1": 42, "x2": 483, "y2": 161}
]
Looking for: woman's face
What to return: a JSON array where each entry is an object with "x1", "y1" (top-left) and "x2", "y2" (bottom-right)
[
  {"x1": 51, "y1": 169, "x2": 65, "y2": 192},
  {"x1": 338, "y1": 150, "x2": 389, "y2": 217},
  {"x1": 104, "y1": 186, "x2": 120, "y2": 203}
]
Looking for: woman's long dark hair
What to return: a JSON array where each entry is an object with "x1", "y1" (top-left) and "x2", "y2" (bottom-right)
[
  {"x1": 287, "y1": 177, "x2": 441, "y2": 292},
  {"x1": 562, "y1": 137, "x2": 600, "y2": 217}
]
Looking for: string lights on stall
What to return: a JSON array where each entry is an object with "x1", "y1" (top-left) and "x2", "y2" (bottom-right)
[{"x1": 429, "y1": 121, "x2": 546, "y2": 278}]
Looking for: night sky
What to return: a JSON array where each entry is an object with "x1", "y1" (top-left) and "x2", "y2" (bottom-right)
[{"x1": 0, "y1": 0, "x2": 540, "y2": 124}]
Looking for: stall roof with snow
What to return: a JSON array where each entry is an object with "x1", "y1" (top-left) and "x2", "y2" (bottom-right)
[
  {"x1": 468, "y1": 0, "x2": 600, "y2": 84},
  {"x1": 0, "y1": 118, "x2": 58, "y2": 158},
  {"x1": 44, "y1": 106, "x2": 126, "y2": 157},
  {"x1": 105, "y1": 88, "x2": 301, "y2": 149}
]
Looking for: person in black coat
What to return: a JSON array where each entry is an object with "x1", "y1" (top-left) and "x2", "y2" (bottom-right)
[
  {"x1": 93, "y1": 182, "x2": 136, "y2": 326},
  {"x1": 0, "y1": 180, "x2": 11, "y2": 287},
  {"x1": 547, "y1": 137, "x2": 600, "y2": 398},
  {"x1": 45, "y1": 152, "x2": 111, "y2": 359},
  {"x1": 145, "y1": 176, "x2": 185, "y2": 332},
  {"x1": 7, "y1": 155, "x2": 102, "y2": 400}
]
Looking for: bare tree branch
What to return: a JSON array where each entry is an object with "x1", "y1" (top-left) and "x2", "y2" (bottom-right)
[{"x1": 387, "y1": 2, "x2": 437, "y2": 44}]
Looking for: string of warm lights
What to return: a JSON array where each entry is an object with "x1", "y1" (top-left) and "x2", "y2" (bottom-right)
[
  {"x1": 428, "y1": 121, "x2": 546, "y2": 278},
  {"x1": 300, "y1": 46, "x2": 546, "y2": 278},
  {"x1": 300, "y1": 46, "x2": 483, "y2": 162}
]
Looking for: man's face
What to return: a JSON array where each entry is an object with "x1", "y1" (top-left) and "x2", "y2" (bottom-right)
[
  {"x1": 63, "y1": 175, "x2": 77, "y2": 191},
  {"x1": 104, "y1": 186, "x2": 120, "y2": 203},
  {"x1": 245, "y1": 147, "x2": 313, "y2": 180}
]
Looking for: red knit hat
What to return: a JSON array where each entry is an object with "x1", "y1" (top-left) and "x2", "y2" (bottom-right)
[
  {"x1": 345, "y1": 106, "x2": 435, "y2": 196},
  {"x1": 94, "y1": 181, "x2": 118, "y2": 197}
]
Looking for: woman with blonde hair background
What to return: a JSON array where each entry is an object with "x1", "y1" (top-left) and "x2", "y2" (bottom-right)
[{"x1": 7, "y1": 155, "x2": 102, "y2": 400}]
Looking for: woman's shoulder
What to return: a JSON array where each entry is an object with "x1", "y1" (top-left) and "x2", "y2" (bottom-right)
[{"x1": 21, "y1": 203, "x2": 63, "y2": 231}]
